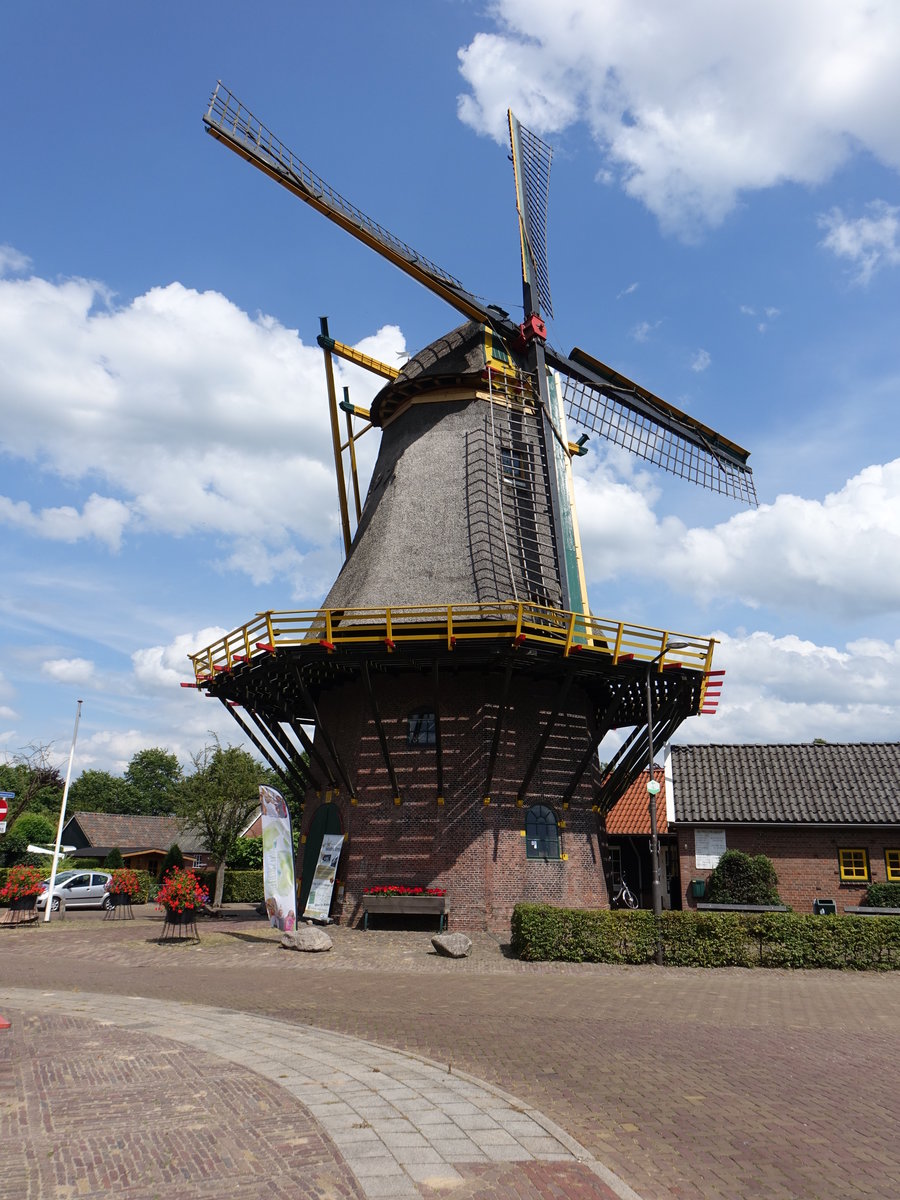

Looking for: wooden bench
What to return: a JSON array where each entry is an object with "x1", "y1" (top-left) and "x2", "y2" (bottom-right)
[{"x1": 362, "y1": 894, "x2": 448, "y2": 932}]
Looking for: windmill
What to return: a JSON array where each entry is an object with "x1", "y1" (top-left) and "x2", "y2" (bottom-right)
[{"x1": 188, "y1": 83, "x2": 750, "y2": 928}]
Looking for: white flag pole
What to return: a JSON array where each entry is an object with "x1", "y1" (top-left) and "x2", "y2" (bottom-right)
[{"x1": 43, "y1": 700, "x2": 83, "y2": 924}]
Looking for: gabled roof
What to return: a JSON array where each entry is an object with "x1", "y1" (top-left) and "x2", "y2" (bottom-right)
[
  {"x1": 606, "y1": 769, "x2": 666, "y2": 835},
  {"x1": 63, "y1": 812, "x2": 207, "y2": 853},
  {"x1": 669, "y1": 743, "x2": 900, "y2": 825}
]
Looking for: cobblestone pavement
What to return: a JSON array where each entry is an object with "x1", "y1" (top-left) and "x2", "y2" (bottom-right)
[{"x1": 2, "y1": 908, "x2": 900, "y2": 1199}]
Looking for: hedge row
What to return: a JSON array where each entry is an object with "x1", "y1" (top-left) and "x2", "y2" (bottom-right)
[
  {"x1": 511, "y1": 903, "x2": 900, "y2": 970},
  {"x1": 196, "y1": 870, "x2": 264, "y2": 903}
]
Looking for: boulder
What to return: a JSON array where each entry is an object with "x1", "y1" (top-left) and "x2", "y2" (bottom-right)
[
  {"x1": 431, "y1": 932, "x2": 472, "y2": 959},
  {"x1": 281, "y1": 926, "x2": 333, "y2": 953}
]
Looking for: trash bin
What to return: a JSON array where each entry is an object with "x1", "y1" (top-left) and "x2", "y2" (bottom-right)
[
  {"x1": 813, "y1": 898, "x2": 837, "y2": 915},
  {"x1": 690, "y1": 879, "x2": 706, "y2": 900}
]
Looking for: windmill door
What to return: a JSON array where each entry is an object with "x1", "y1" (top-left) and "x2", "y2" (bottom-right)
[{"x1": 298, "y1": 802, "x2": 343, "y2": 916}]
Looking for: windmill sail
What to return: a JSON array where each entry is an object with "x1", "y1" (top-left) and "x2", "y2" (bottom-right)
[
  {"x1": 547, "y1": 345, "x2": 757, "y2": 505},
  {"x1": 204, "y1": 82, "x2": 756, "y2": 507},
  {"x1": 508, "y1": 112, "x2": 554, "y2": 319}
]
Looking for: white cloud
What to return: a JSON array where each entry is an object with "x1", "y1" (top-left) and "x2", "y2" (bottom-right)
[
  {"x1": 617, "y1": 282, "x2": 639, "y2": 298},
  {"x1": 41, "y1": 657, "x2": 96, "y2": 685},
  {"x1": 631, "y1": 319, "x2": 661, "y2": 342},
  {"x1": 575, "y1": 454, "x2": 900, "y2": 619},
  {"x1": 0, "y1": 273, "x2": 400, "y2": 583},
  {"x1": 0, "y1": 493, "x2": 132, "y2": 550},
  {"x1": 677, "y1": 630, "x2": 900, "y2": 743},
  {"x1": 691, "y1": 348, "x2": 711, "y2": 372},
  {"x1": 458, "y1": 2, "x2": 900, "y2": 234},
  {"x1": 0, "y1": 706, "x2": 17, "y2": 721},
  {"x1": 131, "y1": 627, "x2": 229, "y2": 691},
  {"x1": 818, "y1": 200, "x2": 900, "y2": 283},
  {"x1": 0, "y1": 244, "x2": 31, "y2": 275}
]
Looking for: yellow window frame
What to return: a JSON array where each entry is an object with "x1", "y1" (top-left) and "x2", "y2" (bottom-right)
[
  {"x1": 838, "y1": 848, "x2": 869, "y2": 882},
  {"x1": 885, "y1": 849, "x2": 900, "y2": 882}
]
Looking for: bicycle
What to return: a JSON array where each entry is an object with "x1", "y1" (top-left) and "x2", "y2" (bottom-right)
[{"x1": 612, "y1": 878, "x2": 638, "y2": 909}]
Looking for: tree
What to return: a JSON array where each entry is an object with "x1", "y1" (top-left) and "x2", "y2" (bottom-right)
[
  {"x1": 0, "y1": 812, "x2": 57, "y2": 866},
  {"x1": 67, "y1": 770, "x2": 135, "y2": 814},
  {"x1": 124, "y1": 748, "x2": 182, "y2": 814},
  {"x1": 159, "y1": 843, "x2": 184, "y2": 880},
  {"x1": 104, "y1": 847, "x2": 125, "y2": 869},
  {"x1": 177, "y1": 739, "x2": 267, "y2": 907},
  {"x1": 0, "y1": 744, "x2": 64, "y2": 826}
]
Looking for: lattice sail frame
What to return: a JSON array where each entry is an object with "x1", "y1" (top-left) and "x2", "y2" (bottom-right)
[
  {"x1": 561, "y1": 373, "x2": 759, "y2": 504},
  {"x1": 509, "y1": 114, "x2": 554, "y2": 320}
]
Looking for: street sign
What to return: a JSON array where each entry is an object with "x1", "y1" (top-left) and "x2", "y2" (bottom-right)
[
  {"x1": 0, "y1": 822, "x2": 6, "y2": 834},
  {"x1": 0, "y1": 792, "x2": 12, "y2": 821}
]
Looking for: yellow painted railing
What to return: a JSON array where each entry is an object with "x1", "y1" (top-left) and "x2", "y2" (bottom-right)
[{"x1": 189, "y1": 602, "x2": 716, "y2": 683}]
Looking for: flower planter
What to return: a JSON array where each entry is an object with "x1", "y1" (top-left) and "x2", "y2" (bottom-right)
[
  {"x1": 105, "y1": 892, "x2": 134, "y2": 920},
  {"x1": 159, "y1": 905, "x2": 199, "y2": 941},
  {"x1": 1, "y1": 896, "x2": 38, "y2": 926},
  {"x1": 362, "y1": 894, "x2": 448, "y2": 931}
]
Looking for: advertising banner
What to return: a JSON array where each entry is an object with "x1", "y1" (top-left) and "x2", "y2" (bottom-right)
[
  {"x1": 302, "y1": 833, "x2": 345, "y2": 922},
  {"x1": 260, "y1": 785, "x2": 296, "y2": 931}
]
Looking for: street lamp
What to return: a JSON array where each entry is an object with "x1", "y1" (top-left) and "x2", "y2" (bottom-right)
[{"x1": 646, "y1": 642, "x2": 688, "y2": 933}]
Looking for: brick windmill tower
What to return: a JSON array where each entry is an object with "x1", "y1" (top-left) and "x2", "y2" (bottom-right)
[{"x1": 189, "y1": 85, "x2": 755, "y2": 930}]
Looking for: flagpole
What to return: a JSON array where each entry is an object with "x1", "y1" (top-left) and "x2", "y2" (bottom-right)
[{"x1": 43, "y1": 700, "x2": 83, "y2": 923}]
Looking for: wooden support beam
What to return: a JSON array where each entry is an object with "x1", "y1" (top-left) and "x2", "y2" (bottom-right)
[
  {"x1": 433, "y1": 661, "x2": 445, "y2": 804},
  {"x1": 221, "y1": 701, "x2": 294, "y2": 794},
  {"x1": 361, "y1": 661, "x2": 401, "y2": 803},
  {"x1": 287, "y1": 718, "x2": 333, "y2": 791},
  {"x1": 254, "y1": 711, "x2": 322, "y2": 793},
  {"x1": 483, "y1": 665, "x2": 513, "y2": 803},
  {"x1": 560, "y1": 693, "x2": 620, "y2": 807},
  {"x1": 293, "y1": 667, "x2": 357, "y2": 801},
  {"x1": 517, "y1": 672, "x2": 575, "y2": 805}
]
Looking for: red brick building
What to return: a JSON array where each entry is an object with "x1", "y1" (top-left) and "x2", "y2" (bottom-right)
[{"x1": 666, "y1": 743, "x2": 900, "y2": 912}]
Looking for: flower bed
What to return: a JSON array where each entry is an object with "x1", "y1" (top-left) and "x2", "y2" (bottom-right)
[{"x1": 363, "y1": 885, "x2": 446, "y2": 896}]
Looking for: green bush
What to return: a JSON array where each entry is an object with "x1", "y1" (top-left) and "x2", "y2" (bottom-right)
[
  {"x1": 510, "y1": 903, "x2": 900, "y2": 970},
  {"x1": 103, "y1": 847, "x2": 125, "y2": 869},
  {"x1": 864, "y1": 881, "x2": 900, "y2": 908},
  {"x1": 228, "y1": 836, "x2": 263, "y2": 870},
  {"x1": 705, "y1": 849, "x2": 782, "y2": 906},
  {"x1": 196, "y1": 869, "x2": 264, "y2": 903}
]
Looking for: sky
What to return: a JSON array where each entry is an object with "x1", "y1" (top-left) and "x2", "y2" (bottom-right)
[{"x1": 1, "y1": 0, "x2": 899, "y2": 778}]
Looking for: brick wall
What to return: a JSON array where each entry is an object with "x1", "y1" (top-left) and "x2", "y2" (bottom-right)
[
  {"x1": 300, "y1": 667, "x2": 608, "y2": 931},
  {"x1": 677, "y1": 825, "x2": 899, "y2": 912}
]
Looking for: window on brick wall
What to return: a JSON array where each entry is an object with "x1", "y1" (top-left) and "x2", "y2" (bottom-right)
[
  {"x1": 885, "y1": 849, "x2": 900, "y2": 881},
  {"x1": 608, "y1": 844, "x2": 623, "y2": 889},
  {"x1": 525, "y1": 805, "x2": 559, "y2": 860},
  {"x1": 838, "y1": 848, "x2": 869, "y2": 882},
  {"x1": 407, "y1": 709, "x2": 436, "y2": 747}
]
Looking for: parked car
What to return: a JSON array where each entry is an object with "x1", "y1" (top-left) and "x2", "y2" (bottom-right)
[{"x1": 36, "y1": 869, "x2": 113, "y2": 911}]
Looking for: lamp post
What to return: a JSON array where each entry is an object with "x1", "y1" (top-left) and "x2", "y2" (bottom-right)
[{"x1": 646, "y1": 644, "x2": 688, "y2": 932}]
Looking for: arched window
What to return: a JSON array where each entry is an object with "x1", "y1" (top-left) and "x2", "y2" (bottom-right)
[
  {"x1": 407, "y1": 708, "x2": 436, "y2": 747},
  {"x1": 525, "y1": 804, "x2": 559, "y2": 860}
]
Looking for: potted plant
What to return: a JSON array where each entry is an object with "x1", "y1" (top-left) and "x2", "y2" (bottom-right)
[
  {"x1": 156, "y1": 867, "x2": 208, "y2": 926},
  {"x1": 1, "y1": 864, "x2": 44, "y2": 921},
  {"x1": 106, "y1": 868, "x2": 141, "y2": 916}
]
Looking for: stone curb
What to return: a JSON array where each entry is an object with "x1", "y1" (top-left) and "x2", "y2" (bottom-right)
[{"x1": 0, "y1": 987, "x2": 641, "y2": 1200}]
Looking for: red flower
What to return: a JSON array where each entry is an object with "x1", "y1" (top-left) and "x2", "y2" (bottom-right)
[
  {"x1": 156, "y1": 868, "x2": 209, "y2": 913},
  {"x1": 0, "y1": 865, "x2": 45, "y2": 900},
  {"x1": 362, "y1": 884, "x2": 446, "y2": 896}
]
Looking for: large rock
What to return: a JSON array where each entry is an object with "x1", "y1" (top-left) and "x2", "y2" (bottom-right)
[
  {"x1": 281, "y1": 926, "x2": 333, "y2": 953},
  {"x1": 431, "y1": 932, "x2": 472, "y2": 959}
]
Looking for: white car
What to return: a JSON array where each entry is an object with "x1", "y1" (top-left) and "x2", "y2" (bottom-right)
[{"x1": 36, "y1": 869, "x2": 113, "y2": 911}]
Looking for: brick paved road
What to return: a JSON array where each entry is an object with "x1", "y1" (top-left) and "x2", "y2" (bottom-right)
[{"x1": 2, "y1": 909, "x2": 899, "y2": 1198}]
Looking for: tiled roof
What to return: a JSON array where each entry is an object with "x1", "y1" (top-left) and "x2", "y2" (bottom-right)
[
  {"x1": 606, "y1": 769, "x2": 666, "y2": 835},
  {"x1": 64, "y1": 812, "x2": 207, "y2": 853},
  {"x1": 669, "y1": 743, "x2": 900, "y2": 825}
]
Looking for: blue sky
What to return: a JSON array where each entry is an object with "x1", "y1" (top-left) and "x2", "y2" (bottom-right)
[{"x1": 2, "y1": 0, "x2": 899, "y2": 776}]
